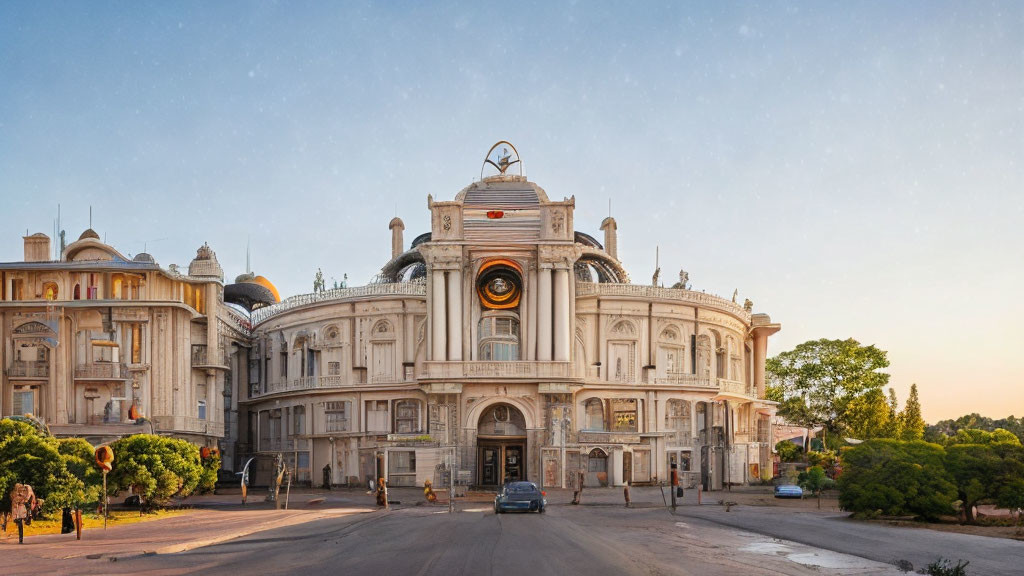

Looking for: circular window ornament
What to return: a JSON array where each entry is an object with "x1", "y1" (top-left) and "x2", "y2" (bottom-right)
[{"x1": 477, "y1": 259, "x2": 522, "y2": 309}]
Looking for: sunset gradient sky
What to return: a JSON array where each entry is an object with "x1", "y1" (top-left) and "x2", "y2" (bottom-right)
[{"x1": 1, "y1": 2, "x2": 1021, "y2": 422}]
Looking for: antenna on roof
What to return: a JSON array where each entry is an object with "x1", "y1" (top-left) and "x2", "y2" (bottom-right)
[
  {"x1": 608, "y1": 199, "x2": 612, "y2": 218},
  {"x1": 89, "y1": 206, "x2": 92, "y2": 229},
  {"x1": 246, "y1": 236, "x2": 251, "y2": 275}
]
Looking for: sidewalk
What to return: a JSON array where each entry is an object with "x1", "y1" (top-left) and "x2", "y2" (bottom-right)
[{"x1": 0, "y1": 497, "x2": 375, "y2": 574}]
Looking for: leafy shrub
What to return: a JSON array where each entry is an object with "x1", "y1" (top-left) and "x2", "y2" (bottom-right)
[
  {"x1": 108, "y1": 434, "x2": 206, "y2": 506},
  {"x1": 775, "y1": 440, "x2": 803, "y2": 463},
  {"x1": 0, "y1": 419, "x2": 86, "y2": 514},
  {"x1": 838, "y1": 439, "x2": 957, "y2": 520}
]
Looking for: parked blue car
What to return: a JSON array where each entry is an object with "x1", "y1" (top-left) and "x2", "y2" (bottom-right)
[
  {"x1": 774, "y1": 484, "x2": 803, "y2": 499},
  {"x1": 494, "y1": 481, "x2": 546, "y2": 513}
]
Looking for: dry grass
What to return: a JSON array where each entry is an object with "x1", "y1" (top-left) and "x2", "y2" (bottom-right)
[{"x1": 1, "y1": 508, "x2": 188, "y2": 538}]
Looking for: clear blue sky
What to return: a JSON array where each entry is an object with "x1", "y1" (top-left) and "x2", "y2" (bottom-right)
[{"x1": 1, "y1": 2, "x2": 1021, "y2": 421}]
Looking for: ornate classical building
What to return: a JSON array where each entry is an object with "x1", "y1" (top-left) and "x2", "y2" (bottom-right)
[
  {"x1": 239, "y1": 142, "x2": 781, "y2": 489},
  {"x1": 1, "y1": 142, "x2": 780, "y2": 490},
  {"x1": 0, "y1": 230, "x2": 252, "y2": 448}
]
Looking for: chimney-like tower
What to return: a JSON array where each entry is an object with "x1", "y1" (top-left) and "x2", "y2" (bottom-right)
[
  {"x1": 600, "y1": 217, "x2": 618, "y2": 260},
  {"x1": 23, "y1": 233, "x2": 51, "y2": 262},
  {"x1": 389, "y1": 217, "x2": 405, "y2": 260}
]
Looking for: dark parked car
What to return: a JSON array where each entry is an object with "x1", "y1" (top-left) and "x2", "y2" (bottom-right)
[
  {"x1": 494, "y1": 481, "x2": 546, "y2": 514},
  {"x1": 774, "y1": 484, "x2": 803, "y2": 499}
]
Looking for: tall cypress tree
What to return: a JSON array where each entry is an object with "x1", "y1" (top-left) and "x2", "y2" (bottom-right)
[{"x1": 900, "y1": 383, "x2": 926, "y2": 441}]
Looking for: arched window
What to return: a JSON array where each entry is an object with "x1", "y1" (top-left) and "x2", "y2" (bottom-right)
[
  {"x1": 478, "y1": 312, "x2": 520, "y2": 361},
  {"x1": 42, "y1": 282, "x2": 58, "y2": 301},
  {"x1": 393, "y1": 400, "x2": 421, "y2": 434},
  {"x1": 584, "y1": 398, "x2": 605, "y2": 431}
]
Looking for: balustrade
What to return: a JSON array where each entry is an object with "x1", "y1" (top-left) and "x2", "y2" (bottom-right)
[
  {"x1": 9, "y1": 361, "x2": 49, "y2": 378},
  {"x1": 74, "y1": 363, "x2": 128, "y2": 379},
  {"x1": 250, "y1": 281, "x2": 426, "y2": 325},
  {"x1": 419, "y1": 361, "x2": 572, "y2": 380},
  {"x1": 575, "y1": 282, "x2": 751, "y2": 321}
]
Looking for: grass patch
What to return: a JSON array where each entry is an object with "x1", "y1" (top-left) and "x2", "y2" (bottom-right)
[{"x1": 2, "y1": 509, "x2": 188, "y2": 537}]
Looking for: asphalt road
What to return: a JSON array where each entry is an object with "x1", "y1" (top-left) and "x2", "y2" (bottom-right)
[
  {"x1": 81, "y1": 502, "x2": 912, "y2": 576},
  {"x1": 683, "y1": 504, "x2": 1024, "y2": 576},
  {"x1": 101, "y1": 506, "x2": 653, "y2": 576}
]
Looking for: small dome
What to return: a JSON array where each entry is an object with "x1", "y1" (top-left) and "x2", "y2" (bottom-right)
[
  {"x1": 225, "y1": 282, "x2": 276, "y2": 312},
  {"x1": 389, "y1": 217, "x2": 405, "y2": 230},
  {"x1": 235, "y1": 272, "x2": 255, "y2": 283},
  {"x1": 79, "y1": 229, "x2": 100, "y2": 241},
  {"x1": 133, "y1": 252, "x2": 155, "y2": 263},
  {"x1": 248, "y1": 275, "x2": 280, "y2": 303}
]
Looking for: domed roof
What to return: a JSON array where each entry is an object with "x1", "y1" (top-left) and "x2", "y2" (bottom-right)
[
  {"x1": 133, "y1": 252, "x2": 155, "y2": 263},
  {"x1": 249, "y1": 275, "x2": 280, "y2": 302},
  {"x1": 389, "y1": 217, "x2": 405, "y2": 229},
  {"x1": 235, "y1": 272, "x2": 255, "y2": 283},
  {"x1": 224, "y1": 282, "x2": 276, "y2": 312},
  {"x1": 79, "y1": 228, "x2": 100, "y2": 241}
]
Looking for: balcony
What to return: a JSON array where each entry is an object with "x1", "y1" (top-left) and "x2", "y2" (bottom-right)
[
  {"x1": 253, "y1": 375, "x2": 346, "y2": 398},
  {"x1": 653, "y1": 372, "x2": 715, "y2": 388},
  {"x1": 714, "y1": 378, "x2": 756, "y2": 401},
  {"x1": 75, "y1": 362, "x2": 129, "y2": 380},
  {"x1": 418, "y1": 361, "x2": 573, "y2": 381},
  {"x1": 191, "y1": 345, "x2": 229, "y2": 370},
  {"x1": 8, "y1": 361, "x2": 49, "y2": 379},
  {"x1": 149, "y1": 415, "x2": 221, "y2": 436}
]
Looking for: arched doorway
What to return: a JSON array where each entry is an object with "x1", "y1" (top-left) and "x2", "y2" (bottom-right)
[{"x1": 477, "y1": 403, "x2": 527, "y2": 486}]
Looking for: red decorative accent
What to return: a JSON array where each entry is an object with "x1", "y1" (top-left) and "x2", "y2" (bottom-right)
[{"x1": 486, "y1": 210, "x2": 504, "y2": 219}]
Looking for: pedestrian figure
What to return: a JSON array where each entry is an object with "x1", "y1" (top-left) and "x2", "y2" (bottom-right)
[
  {"x1": 375, "y1": 477, "x2": 388, "y2": 508},
  {"x1": 571, "y1": 470, "x2": 585, "y2": 505},
  {"x1": 10, "y1": 483, "x2": 37, "y2": 544}
]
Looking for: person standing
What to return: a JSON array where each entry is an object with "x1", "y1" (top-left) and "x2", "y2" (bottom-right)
[{"x1": 11, "y1": 483, "x2": 37, "y2": 544}]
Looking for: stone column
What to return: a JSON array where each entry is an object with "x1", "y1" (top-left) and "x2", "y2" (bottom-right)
[
  {"x1": 753, "y1": 332, "x2": 768, "y2": 399},
  {"x1": 431, "y1": 270, "x2": 447, "y2": 361},
  {"x1": 446, "y1": 269, "x2": 462, "y2": 361},
  {"x1": 537, "y1": 269, "x2": 552, "y2": 361},
  {"x1": 553, "y1": 267, "x2": 570, "y2": 362},
  {"x1": 526, "y1": 266, "x2": 537, "y2": 361}
]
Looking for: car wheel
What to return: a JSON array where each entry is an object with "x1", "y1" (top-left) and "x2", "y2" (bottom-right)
[{"x1": 538, "y1": 505, "x2": 545, "y2": 514}]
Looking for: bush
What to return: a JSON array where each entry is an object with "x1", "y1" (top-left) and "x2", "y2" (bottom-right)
[
  {"x1": 775, "y1": 440, "x2": 803, "y2": 463},
  {"x1": 0, "y1": 419, "x2": 86, "y2": 514},
  {"x1": 838, "y1": 439, "x2": 957, "y2": 520},
  {"x1": 107, "y1": 435, "x2": 206, "y2": 506}
]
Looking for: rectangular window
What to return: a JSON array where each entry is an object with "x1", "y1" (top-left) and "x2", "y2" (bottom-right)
[
  {"x1": 131, "y1": 324, "x2": 142, "y2": 364},
  {"x1": 328, "y1": 361, "x2": 341, "y2": 376},
  {"x1": 198, "y1": 400, "x2": 207, "y2": 420},
  {"x1": 325, "y1": 401, "x2": 349, "y2": 432},
  {"x1": 366, "y1": 400, "x2": 388, "y2": 433},
  {"x1": 294, "y1": 407, "x2": 305, "y2": 435},
  {"x1": 394, "y1": 401, "x2": 419, "y2": 434},
  {"x1": 13, "y1": 387, "x2": 35, "y2": 415},
  {"x1": 280, "y1": 351, "x2": 287, "y2": 378},
  {"x1": 611, "y1": 398, "x2": 638, "y2": 433}
]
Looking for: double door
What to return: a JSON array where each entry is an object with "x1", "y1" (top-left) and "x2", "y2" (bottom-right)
[{"x1": 479, "y1": 443, "x2": 524, "y2": 486}]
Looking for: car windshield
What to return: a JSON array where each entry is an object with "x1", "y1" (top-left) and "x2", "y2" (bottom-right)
[{"x1": 505, "y1": 482, "x2": 538, "y2": 493}]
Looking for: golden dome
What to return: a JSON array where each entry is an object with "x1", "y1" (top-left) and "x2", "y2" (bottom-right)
[{"x1": 247, "y1": 275, "x2": 280, "y2": 303}]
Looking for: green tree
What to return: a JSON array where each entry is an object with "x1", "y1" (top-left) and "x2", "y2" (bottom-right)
[
  {"x1": 798, "y1": 465, "x2": 834, "y2": 508},
  {"x1": 0, "y1": 419, "x2": 86, "y2": 515},
  {"x1": 899, "y1": 384, "x2": 925, "y2": 441},
  {"x1": 944, "y1": 443, "x2": 1003, "y2": 523},
  {"x1": 947, "y1": 428, "x2": 1021, "y2": 446},
  {"x1": 766, "y1": 338, "x2": 890, "y2": 437},
  {"x1": 837, "y1": 439, "x2": 956, "y2": 520},
  {"x1": 57, "y1": 437, "x2": 104, "y2": 507},
  {"x1": 881, "y1": 388, "x2": 903, "y2": 439},
  {"x1": 775, "y1": 440, "x2": 803, "y2": 463},
  {"x1": 997, "y1": 478, "x2": 1024, "y2": 535},
  {"x1": 108, "y1": 435, "x2": 206, "y2": 507},
  {"x1": 845, "y1": 388, "x2": 892, "y2": 440}
]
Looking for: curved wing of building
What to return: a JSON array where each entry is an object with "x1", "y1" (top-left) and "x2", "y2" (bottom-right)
[{"x1": 237, "y1": 143, "x2": 781, "y2": 490}]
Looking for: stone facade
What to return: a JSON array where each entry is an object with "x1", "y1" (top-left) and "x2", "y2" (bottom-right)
[
  {"x1": 0, "y1": 143, "x2": 781, "y2": 490},
  {"x1": 241, "y1": 143, "x2": 781, "y2": 490},
  {"x1": 0, "y1": 231, "x2": 247, "y2": 449}
]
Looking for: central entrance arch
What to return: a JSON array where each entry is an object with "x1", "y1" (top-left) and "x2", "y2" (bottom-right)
[{"x1": 477, "y1": 403, "x2": 527, "y2": 486}]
